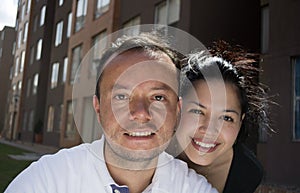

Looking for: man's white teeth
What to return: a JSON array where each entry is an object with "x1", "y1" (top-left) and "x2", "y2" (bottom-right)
[
  {"x1": 193, "y1": 139, "x2": 216, "y2": 148},
  {"x1": 128, "y1": 131, "x2": 152, "y2": 137}
]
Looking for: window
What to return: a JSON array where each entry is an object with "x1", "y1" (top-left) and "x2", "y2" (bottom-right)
[
  {"x1": 18, "y1": 81, "x2": 22, "y2": 92},
  {"x1": 32, "y1": 73, "x2": 39, "y2": 95},
  {"x1": 28, "y1": 110, "x2": 35, "y2": 131},
  {"x1": 75, "y1": 0, "x2": 88, "y2": 32},
  {"x1": 26, "y1": 78, "x2": 31, "y2": 97},
  {"x1": 155, "y1": 0, "x2": 180, "y2": 25},
  {"x1": 40, "y1": 5, "x2": 46, "y2": 26},
  {"x1": 15, "y1": 20, "x2": 19, "y2": 31},
  {"x1": 12, "y1": 42, "x2": 16, "y2": 55},
  {"x1": 22, "y1": 111, "x2": 28, "y2": 131},
  {"x1": 21, "y1": 3, "x2": 26, "y2": 21},
  {"x1": 58, "y1": 0, "x2": 64, "y2": 6},
  {"x1": 33, "y1": 15, "x2": 38, "y2": 32},
  {"x1": 12, "y1": 84, "x2": 16, "y2": 93},
  {"x1": 62, "y1": 57, "x2": 68, "y2": 83},
  {"x1": 67, "y1": 12, "x2": 72, "y2": 37},
  {"x1": 1, "y1": 31, "x2": 4, "y2": 40},
  {"x1": 94, "y1": 0, "x2": 110, "y2": 19},
  {"x1": 65, "y1": 100, "x2": 76, "y2": 139},
  {"x1": 55, "y1": 20, "x2": 63, "y2": 46},
  {"x1": 70, "y1": 45, "x2": 82, "y2": 84},
  {"x1": 82, "y1": 97, "x2": 100, "y2": 142},
  {"x1": 36, "y1": 39, "x2": 43, "y2": 60},
  {"x1": 51, "y1": 62, "x2": 59, "y2": 88},
  {"x1": 0, "y1": 48, "x2": 2, "y2": 58},
  {"x1": 47, "y1": 106, "x2": 54, "y2": 132},
  {"x1": 20, "y1": 51, "x2": 25, "y2": 72},
  {"x1": 26, "y1": 0, "x2": 31, "y2": 14},
  {"x1": 30, "y1": 46, "x2": 35, "y2": 65},
  {"x1": 23, "y1": 22, "x2": 28, "y2": 43},
  {"x1": 17, "y1": 29, "x2": 22, "y2": 48},
  {"x1": 10, "y1": 66, "x2": 13, "y2": 80},
  {"x1": 14, "y1": 57, "x2": 19, "y2": 77},
  {"x1": 261, "y1": 5, "x2": 269, "y2": 53},
  {"x1": 293, "y1": 57, "x2": 300, "y2": 140},
  {"x1": 90, "y1": 31, "x2": 107, "y2": 77},
  {"x1": 123, "y1": 16, "x2": 141, "y2": 36},
  {"x1": 58, "y1": 104, "x2": 63, "y2": 132}
]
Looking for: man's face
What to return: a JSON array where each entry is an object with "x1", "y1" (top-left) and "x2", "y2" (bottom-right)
[{"x1": 93, "y1": 51, "x2": 180, "y2": 164}]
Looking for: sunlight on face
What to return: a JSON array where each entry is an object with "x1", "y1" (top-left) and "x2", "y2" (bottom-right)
[
  {"x1": 93, "y1": 51, "x2": 180, "y2": 168},
  {"x1": 177, "y1": 80, "x2": 244, "y2": 166}
]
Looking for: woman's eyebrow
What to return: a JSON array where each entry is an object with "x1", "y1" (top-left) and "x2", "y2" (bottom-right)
[
  {"x1": 188, "y1": 101, "x2": 207, "y2": 109},
  {"x1": 223, "y1": 109, "x2": 240, "y2": 116}
]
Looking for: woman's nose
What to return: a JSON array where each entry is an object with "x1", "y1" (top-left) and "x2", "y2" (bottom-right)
[{"x1": 198, "y1": 116, "x2": 220, "y2": 134}]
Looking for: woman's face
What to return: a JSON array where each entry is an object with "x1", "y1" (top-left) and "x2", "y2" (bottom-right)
[{"x1": 177, "y1": 80, "x2": 244, "y2": 166}]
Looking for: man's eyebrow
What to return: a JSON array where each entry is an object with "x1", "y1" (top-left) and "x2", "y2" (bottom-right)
[
  {"x1": 151, "y1": 85, "x2": 173, "y2": 91},
  {"x1": 113, "y1": 84, "x2": 129, "y2": 90}
]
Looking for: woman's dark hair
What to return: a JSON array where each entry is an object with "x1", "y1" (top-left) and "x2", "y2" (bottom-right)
[
  {"x1": 94, "y1": 32, "x2": 184, "y2": 100},
  {"x1": 181, "y1": 40, "x2": 275, "y2": 142}
]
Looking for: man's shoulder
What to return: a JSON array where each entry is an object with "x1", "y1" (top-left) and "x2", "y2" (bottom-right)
[
  {"x1": 154, "y1": 155, "x2": 218, "y2": 193},
  {"x1": 26, "y1": 139, "x2": 103, "y2": 176},
  {"x1": 165, "y1": 157, "x2": 206, "y2": 181}
]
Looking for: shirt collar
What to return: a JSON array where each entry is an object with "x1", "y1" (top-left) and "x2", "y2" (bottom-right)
[{"x1": 89, "y1": 135, "x2": 175, "y2": 193}]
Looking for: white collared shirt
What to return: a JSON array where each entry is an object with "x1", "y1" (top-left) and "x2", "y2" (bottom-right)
[{"x1": 5, "y1": 136, "x2": 218, "y2": 193}]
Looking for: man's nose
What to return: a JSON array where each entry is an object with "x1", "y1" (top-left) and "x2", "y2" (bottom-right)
[{"x1": 129, "y1": 98, "x2": 152, "y2": 123}]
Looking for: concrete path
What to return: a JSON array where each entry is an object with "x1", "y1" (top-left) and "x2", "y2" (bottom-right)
[{"x1": 0, "y1": 138, "x2": 59, "y2": 160}]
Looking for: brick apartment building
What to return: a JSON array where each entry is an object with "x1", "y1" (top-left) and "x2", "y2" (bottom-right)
[
  {"x1": 1, "y1": 0, "x2": 299, "y2": 191},
  {"x1": 0, "y1": 26, "x2": 16, "y2": 139}
]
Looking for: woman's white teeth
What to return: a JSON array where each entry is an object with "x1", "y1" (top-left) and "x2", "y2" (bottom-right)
[
  {"x1": 128, "y1": 131, "x2": 152, "y2": 137},
  {"x1": 193, "y1": 139, "x2": 216, "y2": 148}
]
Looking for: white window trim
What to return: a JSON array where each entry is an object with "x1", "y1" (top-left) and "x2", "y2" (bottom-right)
[
  {"x1": 55, "y1": 20, "x2": 64, "y2": 46},
  {"x1": 40, "y1": 5, "x2": 46, "y2": 26}
]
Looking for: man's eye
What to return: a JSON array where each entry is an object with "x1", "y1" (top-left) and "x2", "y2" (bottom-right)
[
  {"x1": 221, "y1": 115, "x2": 234, "y2": 122},
  {"x1": 154, "y1": 95, "x2": 165, "y2": 101},
  {"x1": 189, "y1": 109, "x2": 203, "y2": 115},
  {"x1": 114, "y1": 94, "x2": 128, "y2": 100}
]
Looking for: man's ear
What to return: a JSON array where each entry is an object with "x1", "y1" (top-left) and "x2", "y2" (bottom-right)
[{"x1": 93, "y1": 95, "x2": 101, "y2": 123}]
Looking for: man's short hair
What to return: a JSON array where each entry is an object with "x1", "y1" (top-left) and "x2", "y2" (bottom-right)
[{"x1": 94, "y1": 32, "x2": 183, "y2": 99}]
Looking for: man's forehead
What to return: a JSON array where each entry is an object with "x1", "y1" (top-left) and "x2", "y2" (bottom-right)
[{"x1": 103, "y1": 49, "x2": 175, "y2": 70}]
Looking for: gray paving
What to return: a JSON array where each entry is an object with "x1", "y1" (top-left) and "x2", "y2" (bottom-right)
[{"x1": 0, "y1": 138, "x2": 59, "y2": 161}]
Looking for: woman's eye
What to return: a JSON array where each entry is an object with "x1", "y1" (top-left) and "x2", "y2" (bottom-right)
[
  {"x1": 154, "y1": 95, "x2": 165, "y2": 101},
  {"x1": 221, "y1": 115, "x2": 234, "y2": 122},
  {"x1": 114, "y1": 94, "x2": 128, "y2": 100},
  {"x1": 189, "y1": 109, "x2": 203, "y2": 115}
]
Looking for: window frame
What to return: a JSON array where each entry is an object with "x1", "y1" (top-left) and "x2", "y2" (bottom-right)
[
  {"x1": 154, "y1": 0, "x2": 180, "y2": 25},
  {"x1": 40, "y1": 5, "x2": 46, "y2": 26},
  {"x1": 51, "y1": 62, "x2": 60, "y2": 89},
  {"x1": 75, "y1": 0, "x2": 88, "y2": 32},
  {"x1": 122, "y1": 16, "x2": 141, "y2": 36},
  {"x1": 94, "y1": 0, "x2": 110, "y2": 19},
  {"x1": 70, "y1": 45, "x2": 82, "y2": 84},
  {"x1": 47, "y1": 105, "x2": 55, "y2": 132},
  {"x1": 36, "y1": 39, "x2": 43, "y2": 60},
  {"x1": 55, "y1": 20, "x2": 64, "y2": 46}
]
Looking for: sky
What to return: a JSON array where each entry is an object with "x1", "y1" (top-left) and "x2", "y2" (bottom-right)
[{"x1": 0, "y1": 0, "x2": 19, "y2": 30}]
